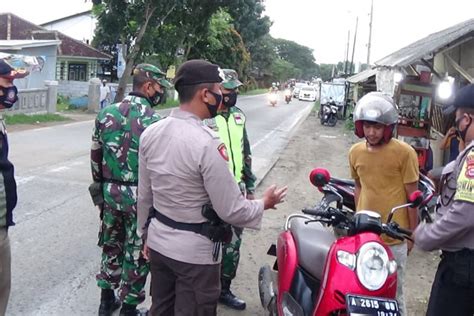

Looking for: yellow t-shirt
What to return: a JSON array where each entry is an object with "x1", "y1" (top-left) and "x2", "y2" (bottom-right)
[{"x1": 349, "y1": 138, "x2": 419, "y2": 245}]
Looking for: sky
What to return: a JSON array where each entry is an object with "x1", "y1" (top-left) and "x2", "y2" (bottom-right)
[
  {"x1": 1, "y1": 0, "x2": 473, "y2": 65},
  {"x1": 265, "y1": 0, "x2": 474, "y2": 64}
]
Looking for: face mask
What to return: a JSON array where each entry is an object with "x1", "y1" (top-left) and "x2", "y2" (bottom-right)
[
  {"x1": 222, "y1": 91, "x2": 237, "y2": 108},
  {"x1": 455, "y1": 115, "x2": 472, "y2": 142},
  {"x1": 0, "y1": 86, "x2": 18, "y2": 108},
  {"x1": 150, "y1": 90, "x2": 164, "y2": 107},
  {"x1": 205, "y1": 90, "x2": 222, "y2": 118}
]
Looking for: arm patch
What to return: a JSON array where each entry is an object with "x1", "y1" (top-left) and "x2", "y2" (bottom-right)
[{"x1": 454, "y1": 150, "x2": 474, "y2": 203}]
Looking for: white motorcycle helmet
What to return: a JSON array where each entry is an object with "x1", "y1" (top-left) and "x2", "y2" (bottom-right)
[{"x1": 353, "y1": 92, "x2": 399, "y2": 142}]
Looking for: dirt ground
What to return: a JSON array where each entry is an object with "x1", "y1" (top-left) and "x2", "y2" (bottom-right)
[{"x1": 218, "y1": 111, "x2": 439, "y2": 316}]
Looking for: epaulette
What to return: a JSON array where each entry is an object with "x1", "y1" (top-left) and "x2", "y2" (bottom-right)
[{"x1": 201, "y1": 122, "x2": 220, "y2": 139}]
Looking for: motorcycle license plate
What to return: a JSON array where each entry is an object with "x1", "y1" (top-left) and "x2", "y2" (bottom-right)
[{"x1": 346, "y1": 294, "x2": 399, "y2": 316}]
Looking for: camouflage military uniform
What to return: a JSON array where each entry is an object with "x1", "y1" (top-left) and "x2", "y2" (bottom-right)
[
  {"x1": 205, "y1": 105, "x2": 256, "y2": 281},
  {"x1": 91, "y1": 93, "x2": 160, "y2": 306}
]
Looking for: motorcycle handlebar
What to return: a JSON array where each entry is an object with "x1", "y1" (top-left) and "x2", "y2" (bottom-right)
[
  {"x1": 382, "y1": 223, "x2": 412, "y2": 241},
  {"x1": 301, "y1": 208, "x2": 328, "y2": 217}
]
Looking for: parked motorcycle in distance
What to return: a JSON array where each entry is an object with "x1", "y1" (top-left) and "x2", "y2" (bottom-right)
[
  {"x1": 284, "y1": 89, "x2": 292, "y2": 104},
  {"x1": 269, "y1": 92, "x2": 278, "y2": 107},
  {"x1": 320, "y1": 99, "x2": 338, "y2": 127},
  {"x1": 258, "y1": 167, "x2": 424, "y2": 316}
]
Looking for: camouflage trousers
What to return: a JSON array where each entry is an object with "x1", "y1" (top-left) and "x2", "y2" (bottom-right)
[
  {"x1": 96, "y1": 203, "x2": 149, "y2": 305},
  {"x1": 221, "y1": 225, "x2": 243, "y2": 281}
]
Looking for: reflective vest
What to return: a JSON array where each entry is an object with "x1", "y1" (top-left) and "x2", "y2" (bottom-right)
[{"x1": 215, "y1": 111, "x2": 245, "y2": 183}]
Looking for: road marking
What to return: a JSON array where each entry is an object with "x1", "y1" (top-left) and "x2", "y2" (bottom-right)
[
  {"x1": 320, "y1": 135, "x2": 337, "y2": 139},
  {"x1": 49, "y1": 166, "x2": 70, "y2": 173},
  {"x1": 251, "y1": 104, "x2": 312, "y2": 150},
  {"x1": 16, "y1": 176, "x2": 36, "y2": 185}
]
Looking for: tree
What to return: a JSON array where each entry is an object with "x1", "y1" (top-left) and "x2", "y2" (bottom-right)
[
  {"x1": 93, "y1": 0, "x2": 180, "y2": 102},
  {"x1": 272, "y1": 38, "x2": 317, "y2": 79},
  {"x1": 271, "y1": 59, "x2": 302, "y2": 83},
  {"x1": 190, "y1": 9, "x2": 251, "y2": 76}
]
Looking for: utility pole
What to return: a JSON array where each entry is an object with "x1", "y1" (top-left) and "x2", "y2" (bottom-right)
[
  {"x1": 367, "y1": 0, "x2": 374, "y2": 66},
  {"x1": 344, "y1": 30, "x2": 350, "y2": 74},
  {"x1": 350, "y1": 16, "x2": 359, "y2": 75}
]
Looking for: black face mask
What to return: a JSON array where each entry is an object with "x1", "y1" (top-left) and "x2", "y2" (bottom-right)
[
  {"x1": 150, "y1": 91, "x2": 164, "y2": 107},
  {"x1": 0, "y1": 86, "x2": 18, "y2": 108},
  {"x1": 222, "y1": 91, "x2": 237, "y2": 108},
  {"x1": 455, "y1": 115, "x2": 472, "y2": 142},
  {"x1": 205, "y1": 90, "x2": 222, "y2": 118}
]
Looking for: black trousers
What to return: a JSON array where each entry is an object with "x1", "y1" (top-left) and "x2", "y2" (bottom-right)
[
  {"x1": 149, "y1": 249, "x2": 220, "y2": 316},
  {"x1": 426, "y1": 251, "x2": 474, "y2": 316}
]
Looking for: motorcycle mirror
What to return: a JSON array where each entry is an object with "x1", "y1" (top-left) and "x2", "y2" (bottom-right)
[
  {"x1": 387, "y1": 190, "x2": 424, "y2": 223},
  {"x1": 309, "y1": 168, "x2": 330, "y2": 189},
  {"x1": 409, "y1": 190, "x2": 424, "y2": 208}
]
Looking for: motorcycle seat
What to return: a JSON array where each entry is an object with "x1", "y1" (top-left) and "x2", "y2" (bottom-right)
[
  {"x1": 289, "y1": 218, "x2": 336, "y2": 280},
  {"x1": 330, "y1": 177, "x2": 355, "y2": 187}
]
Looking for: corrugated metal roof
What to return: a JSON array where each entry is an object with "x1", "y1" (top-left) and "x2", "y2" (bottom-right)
[
  {"x1": 347, "y1": 68, "x2": 377, "y2": 83},
  {"x1": 375, "y1": 18, "x2": 474, "y2": 68}
]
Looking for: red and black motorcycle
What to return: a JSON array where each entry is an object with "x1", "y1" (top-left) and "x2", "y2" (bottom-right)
[
  {"x1": 258, "y1": 168, "x2": 426, "y2": 316},
  {"x1": 314, "y1": 170, "x2": 435, "y2": 224}
]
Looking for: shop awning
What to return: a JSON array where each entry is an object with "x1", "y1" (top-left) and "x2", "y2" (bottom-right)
[
  {"x1": 347, "y1": 68, "x2": 377, "y2": 84},
  {"x1": 375, "y1": 18, "x2": 474, "y2": 68}
]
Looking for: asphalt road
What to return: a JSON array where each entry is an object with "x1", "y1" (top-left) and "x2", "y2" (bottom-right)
[{"x1": 5, "y1": 93, "x2": 313, "y2": 315}]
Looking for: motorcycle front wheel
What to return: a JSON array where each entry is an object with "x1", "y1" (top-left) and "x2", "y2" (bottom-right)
[{"x1": 328, "y1": 115, "x2": 337, "y2": 126}]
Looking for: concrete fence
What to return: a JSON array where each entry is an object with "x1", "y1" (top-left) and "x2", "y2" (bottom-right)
[{"x1": 12, "y1": 81, "x2": 58, "y2": 115}]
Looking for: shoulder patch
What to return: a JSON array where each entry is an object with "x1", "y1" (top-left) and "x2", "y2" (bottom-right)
[
  {"x1": 233, "y1": 112, "x2": 245, "y2": 125},
  {"x1": 454, "y1": 150, "x2": 474, "y2": 203},
  {"x1": 217, "y1": 143, "x2": 229, "y2": 161}
]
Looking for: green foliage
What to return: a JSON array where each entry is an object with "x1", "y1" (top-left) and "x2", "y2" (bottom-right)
[
  {"x1": 56, "y1": 95, "x2": 70, "y2": 111},
  {"x1": 272, "y1": 38, "x2": 317, "y2": 79},
  {"x1": 193, "y1": 9, "x2": 251, "y2": 77},
  {"x1": 159, "y1": 98, "x2": 179, "y2": 109},
  {"x1": 271, "y1": 59, "x2": 301, "y2": 82},
  {"x1": 345, "y1": 118, "x2": 355, "y2": 131}
]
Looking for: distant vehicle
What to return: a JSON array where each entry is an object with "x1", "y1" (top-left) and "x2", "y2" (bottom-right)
[
  {"x1": 292, "y1": 82, "x2": 307, "y2": 98},
  {"x1": 299, "y1": 86, "x2": 317, "y2": 101}
]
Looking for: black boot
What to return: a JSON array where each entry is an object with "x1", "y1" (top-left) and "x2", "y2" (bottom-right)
[
  {"x1": 98, "y1": 289, "x2": 121, "y2": 316},
  {"x1": 119, "y1": 303, "x2": 148, "y2": 316},
  {"x1": 218, "y1": 279, "x2": 246, "y2": 310}
]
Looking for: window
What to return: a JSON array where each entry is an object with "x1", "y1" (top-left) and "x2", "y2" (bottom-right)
[
  {"x1": 59, "y1": 62, "x2": 65, "y2": 80},
  {"x1": 68, "y1": 63, "x2": 87, "y2": 81}
]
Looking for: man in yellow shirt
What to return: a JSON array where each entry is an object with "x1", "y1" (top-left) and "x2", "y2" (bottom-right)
[{"x1": 349, "y1": 92, "x2": 419, "y2": 316}]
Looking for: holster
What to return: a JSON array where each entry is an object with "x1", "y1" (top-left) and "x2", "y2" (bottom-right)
[
  {"x1": 88, "y1": 181, "x2": 104, "y2": 218},
  {"x1": 201, "y1": 204, "x2": 232, "y2": 243}
]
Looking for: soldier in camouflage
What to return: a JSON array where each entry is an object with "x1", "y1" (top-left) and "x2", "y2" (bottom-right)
[
  {"x1": 90, "y1": 64, "x2": 172, "y2": 316},
  {"x1": 205, "y1": 69, "x2": 256, "y2": 310}
]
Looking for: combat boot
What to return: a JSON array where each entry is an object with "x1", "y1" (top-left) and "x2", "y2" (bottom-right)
[
  {"x1": 218, "y1": 279, "x2": 246, "y2": 310},
  {"x1": 119, "y1": 303, "x2": 148, "y2": 316},
  {"x1": 98, "y1": 289, "x2": 121, "y2": 316}
]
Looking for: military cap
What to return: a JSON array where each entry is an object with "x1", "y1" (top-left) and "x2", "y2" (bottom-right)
[
  {"x1": 173, "y1": 59, "x2": 223, "y2": 89},
  {"x1": 443, "y1": 84, "x2": 474, "y2": 115},
  {"x1": 221, "y1": 69, "x2": 243, "y2": 90},
  {"x1": 133, "y1": 63, "x2": 172, "y2": 89},
  {"x1": 0, "y1": 59, "x2": 29, "y2": 79}
]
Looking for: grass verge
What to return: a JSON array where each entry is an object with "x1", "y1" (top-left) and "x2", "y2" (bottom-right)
[
  {"x1": 4, "y1": 113, "x2": 69, "y2": 125},
  {"x1": 159, "y1": 98, "x2": 179, "y2": 109}
]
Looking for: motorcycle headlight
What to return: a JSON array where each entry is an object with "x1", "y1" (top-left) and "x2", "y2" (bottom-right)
[{"x1": 356, "y1": 242, "x2": 389, "y2": 291}]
